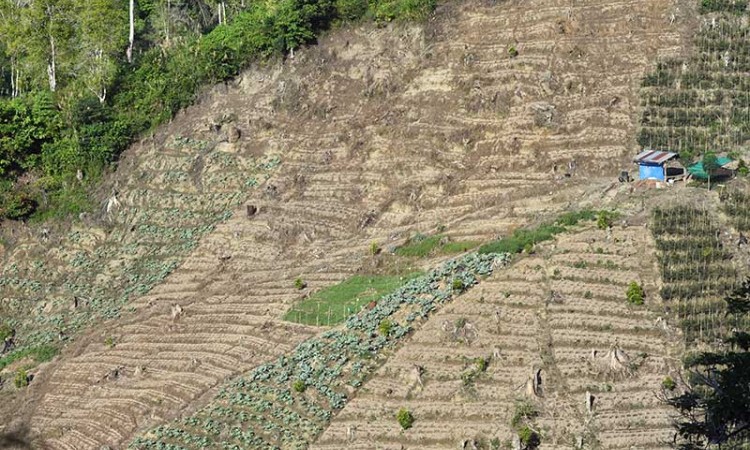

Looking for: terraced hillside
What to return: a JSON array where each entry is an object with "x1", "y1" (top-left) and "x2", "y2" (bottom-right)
[
  {"x1": 0, "y1": 0, "x2": 690, "y2": 448},
  {"x1": 314, "y1": 224, "x2": 679, "y2": 449}
]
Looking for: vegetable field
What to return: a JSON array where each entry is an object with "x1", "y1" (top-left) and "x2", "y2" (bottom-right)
[
  {"x1": 130, "y1": 253, "x2": 509, "y2": 449},
  {"x1": 720, "y1": 187, "x2": 750, "y2": 231},
  {"x1": 639, "y1": 1, "x2": 750, "y2": 161},
  {"x1": 651, "y1": 205, "x2": 743, "y2": 343}
]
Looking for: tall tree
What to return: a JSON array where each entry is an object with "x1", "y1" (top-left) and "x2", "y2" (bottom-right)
[
  {"x1": 0, "y1": 0, "x2": 32, "y2": 97},
  {"x1": 25, "y1": 0, "x2": 76, "y2": 92},
  {"x1": 76, "y1": 0, "x2": 128, "y2": 102}
]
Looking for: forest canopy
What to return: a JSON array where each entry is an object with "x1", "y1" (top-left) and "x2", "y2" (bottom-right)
[{"x1": 0, "y1": 0, "x2": 435, "y2": 220}]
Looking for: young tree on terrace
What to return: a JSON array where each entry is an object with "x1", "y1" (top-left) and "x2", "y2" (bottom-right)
[
  {"x1": 667, "y1": 279, "x2": 750, "y2": 449},
  {"x1": 703, "y1": 152, "x2": 720, "y2": 190}
]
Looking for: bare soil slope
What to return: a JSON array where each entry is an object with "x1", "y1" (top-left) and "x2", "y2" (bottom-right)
[{"x1": 0, "y1": 0, "x2": 690, "y2": 448}]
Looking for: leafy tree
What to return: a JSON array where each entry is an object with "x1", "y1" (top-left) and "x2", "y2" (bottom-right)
[
  {"x1": 0, "y1": 91, "x2": 60, "y2": 176},
  {"x1": 24, "y1": 0, "x2": 77, "y2": 92},
  {"x1": 75, "y1": 0, "x2": 129, "y2": 103},
  {"x1": 335, "y1": 0, "x2": 368, "y2": 21},
  {"x1": 0, "y1": 0, "x2": 33, "y2": 97}
]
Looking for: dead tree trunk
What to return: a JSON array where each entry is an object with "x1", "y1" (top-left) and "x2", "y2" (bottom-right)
[
  {"x1": 585, "y1": 391, "x2": 595, "y2": 414},
  {"x1": 525, "y1": 367, "x2": 542, "y2": 398}
]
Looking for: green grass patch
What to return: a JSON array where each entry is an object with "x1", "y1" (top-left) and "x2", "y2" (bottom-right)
[
  {"x1": 479, "y1": 209, "x2": 606, "y2": 255},
  {"x1": 284, "y1": 273, "x2": 422, "y2": 326},
  {"x1": 556, "y1": 210, "x2": 597, "y2": 226},
  {"x1": 440, "y1": 240, "x2": 481, "y2": 254},
  {"x1": 478, "y1": 224, "x2": 565, "y2": 255},
  {"x1": 395, "y1": 234, "x2": 480, "y2": 258},
  {"x1": 0, "y1": 344, "x2": 59, "y2": 372},
  {"x1": 395, "y1": 235, "x2": 442, "y2": 257}
]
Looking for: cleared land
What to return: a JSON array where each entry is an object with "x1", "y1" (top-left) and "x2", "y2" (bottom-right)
[{"x1": 0, "y1": 0, "x2": 690, "y2": 447}]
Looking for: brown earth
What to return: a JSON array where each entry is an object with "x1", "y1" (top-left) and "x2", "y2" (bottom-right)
[{"x1": 0, "y1": 0, "x2": 693, "y2": 448}]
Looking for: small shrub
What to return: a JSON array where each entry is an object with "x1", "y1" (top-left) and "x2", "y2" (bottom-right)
[
  {"x1": 370, "y1": 241, "x2": 380, "y2": 256},
  {"x1": 511, "y1": 400, "x2": 539, "y2": 428},
  {"x1": 584, "y1": 291, "x2": 593, "y2": 299},
  {"x1": 294, "y1": 278, "x2": 307, "y2": 290},
  {"x1": 490, "y1": 438, "x2": 501, "y2": 450},
  {"x1": 475, "y1": 357, "x2": 489, "y2": 372},
  {"x1": 518, "y1": 426, "x2": 540, "y2": 449},
  {"x1": 626, "y1": 281, "x2": 645, "y2": 305},
  {"x1": 292, "y1": 380, "x2": 306, "y2": 393},
  {"x1": 662, "y1": 376, "x2": 676, "y2": 391},
  {"x1": 335, "y1": 0, "x2": 368, "y2": 21},
  {"x1": 738, "y1": 159, "x2": 748, "y2": 176},
  {"x1": 573, "y1": 260, "x2": 587, "y2": 269},
  {"x1": 452, "y1": 279, "x2": 465, "y2": 291},
  {"x1": 104, "y1": 336, "x2": 115, "y2": 348},
  {"x1": 0, "y1": 188, "x2": 37, "y2": 220},
  {"x1": 0, "y1": 323, "x2": 12, "y2": 341},
  {"x1": 523, "y1": 243, "x2": 534, "y2": 254},
  {"x1": 379, "y1": 319, "x2": 393, "y2": 337},
  {"x1": 14, "y1": 368, "x2": 29, "y2": 388},
  {"x1": 597, "y1": 211, "x2": 613, "y2": 230},
  {"x1": 396, "y1": 407, "x2": 414, "y2": 430},
  {"x1": 455, "y1": 317, "x2": 468, "y2": 329},
  {"x1": 508, "y1": 46, "x2": 519, "y2": 58}
]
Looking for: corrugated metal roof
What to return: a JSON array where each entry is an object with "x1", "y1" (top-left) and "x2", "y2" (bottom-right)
[{"x1": 634, "y1": 150, "x2": 679, "y2": 165}]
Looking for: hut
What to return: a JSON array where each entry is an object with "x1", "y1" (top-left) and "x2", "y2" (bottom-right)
[{"x1": 633, "y1": 150, "x2": 684, "y2": 182}]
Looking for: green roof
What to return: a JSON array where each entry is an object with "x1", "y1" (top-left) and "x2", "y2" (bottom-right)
[{"x1": 687, "y1": 156, "x2": 733, "y2": 179}]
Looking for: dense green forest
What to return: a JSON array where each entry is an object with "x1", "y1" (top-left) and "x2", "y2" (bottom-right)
[{"x1": 0, "y1": 0, "x2": 434, "y2": 221}]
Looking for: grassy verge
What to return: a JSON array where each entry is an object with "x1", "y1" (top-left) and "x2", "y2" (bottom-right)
[
  {"x1": 395, "y1": 234, "x2": 481, "y2": 258},
  {"x1": 0, "y1": 344, "x2": 59, "y2": 372},
  {"x1": 284, "y1": 273, "x2": 422, "y2": 326},
  {"x1": 478, "y1": 210, "x2": 611, "y2": 255}
]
